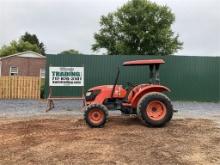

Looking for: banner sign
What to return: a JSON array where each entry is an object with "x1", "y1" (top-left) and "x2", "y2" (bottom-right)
[{"x1": 49, "y1": 67, "x2": 84, "y2": 86}]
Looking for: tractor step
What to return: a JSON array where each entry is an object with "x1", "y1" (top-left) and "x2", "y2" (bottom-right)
[{"x1": 173, "y1": 109, "x2": 178, "y2": 113}]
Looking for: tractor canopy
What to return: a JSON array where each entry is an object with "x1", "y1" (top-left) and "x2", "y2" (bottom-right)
[
  {"x1": 123, "y1": 59, "x2": 165, "y2": 84},
  {"x1": 123, "y1": 59, "x2": 164, "y2": 66}
]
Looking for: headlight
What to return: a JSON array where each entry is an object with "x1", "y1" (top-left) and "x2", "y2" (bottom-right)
[
  {"x1": 85, "y1": 90, "x2": 101, "y2": 101},
  {"x1": 86, "y1": 91, "x2": 92, "y2": 96}
]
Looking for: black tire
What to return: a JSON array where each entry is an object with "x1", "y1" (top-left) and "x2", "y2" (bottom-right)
[
  {"x1": 84, "y1": 104, "x2": 109, "y2": 128},
  {"x1": 137, "y1": 92, "x2": 173, "y2": 127}
]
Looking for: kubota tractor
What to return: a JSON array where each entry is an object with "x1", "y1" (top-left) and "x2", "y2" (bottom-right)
[{"x1": 84, "y1": 59, "x2": 174, "y2": 128}]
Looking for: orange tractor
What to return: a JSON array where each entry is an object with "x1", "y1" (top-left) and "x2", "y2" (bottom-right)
[{"x1": 84, "y1": 59, "x2": 174, "y2": 128}]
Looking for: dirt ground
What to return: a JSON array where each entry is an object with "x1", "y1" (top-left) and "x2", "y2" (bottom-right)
[{"x1": 0, "y1": 116, "x2": 220, "y2": 165}]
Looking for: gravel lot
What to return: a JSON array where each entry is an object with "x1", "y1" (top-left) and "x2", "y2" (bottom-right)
[
  {"x1": 0, "y1": 100, "x2": 219, "y2": 120},
  {"x1": 0, "y1": 99, "x2": 219, "y2": 127},
  {"x1": 0, "y1": 100, "x2": 83, "y2": 118}
]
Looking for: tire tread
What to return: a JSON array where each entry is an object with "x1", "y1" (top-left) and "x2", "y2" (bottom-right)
[
  {"x1": 84, "y1": 104, "x2": 109, "y2": 128},
  {"x1": 137, "y1": 92, "x2": 173, "y2": 127}
]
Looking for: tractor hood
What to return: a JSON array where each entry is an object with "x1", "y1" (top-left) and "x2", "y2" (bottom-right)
[
  {"x1": 88, "y1": 85, "x2": 115, "y2": 91},
  {"x1": 87, "y1": 85, "x2": 127, "y2": 100}
]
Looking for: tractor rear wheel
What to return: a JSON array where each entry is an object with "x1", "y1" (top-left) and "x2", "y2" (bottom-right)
[
  {"x1": 137, "y1": 92, "x2": 173, "y2": 127},
  {"x1": 84, "y1": 104, "x2": 109, "y2": 128}
]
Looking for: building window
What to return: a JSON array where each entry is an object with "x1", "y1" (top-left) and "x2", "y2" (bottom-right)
[
  {"x1": 40, "y1": 68, "x2": 45, "y2": 78},
  {"x1": 10, "y1": 66, "x2": 18, "y2": 76}
]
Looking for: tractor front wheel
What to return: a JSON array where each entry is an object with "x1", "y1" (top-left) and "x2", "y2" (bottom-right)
[
  {"x1": 84, "y1": 104, "x2": 109, "y2": 128},
  {"x1": 137, "y1": 92, "x2": 173, "y2": 127}
]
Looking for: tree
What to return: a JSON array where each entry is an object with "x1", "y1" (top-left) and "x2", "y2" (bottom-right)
[
  {"x1": 59, "y1": 49, "x2": 81, "y2": 55},
  {"x1": 0, "y1": 40, "x2": 41, "y2": 57},
  {"x1": 0, "y1": 32, "x2": 46, "y2": 57},
  {"x1": 92, "y1": 0, "x2": 183, "y2": 55},
  {"x1": 21, "y1": 32, "x2": 46, "y2": 55}
]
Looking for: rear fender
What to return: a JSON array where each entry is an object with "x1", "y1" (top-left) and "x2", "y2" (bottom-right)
[{"x1": 130, "y1": 85, "x2": 170, "y2": 108}]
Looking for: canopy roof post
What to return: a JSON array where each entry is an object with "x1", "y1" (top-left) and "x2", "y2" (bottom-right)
[
  {"x1": 149, "y1": 65, "x2": 154, "y2": 84},
  {"x1": 155, "y1": 64, "x2": 160, "y2": 84}
]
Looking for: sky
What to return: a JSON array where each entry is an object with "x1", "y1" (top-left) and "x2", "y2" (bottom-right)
[{"x1": 0, "y1": 0, "x2": 219, "y2": 56}]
